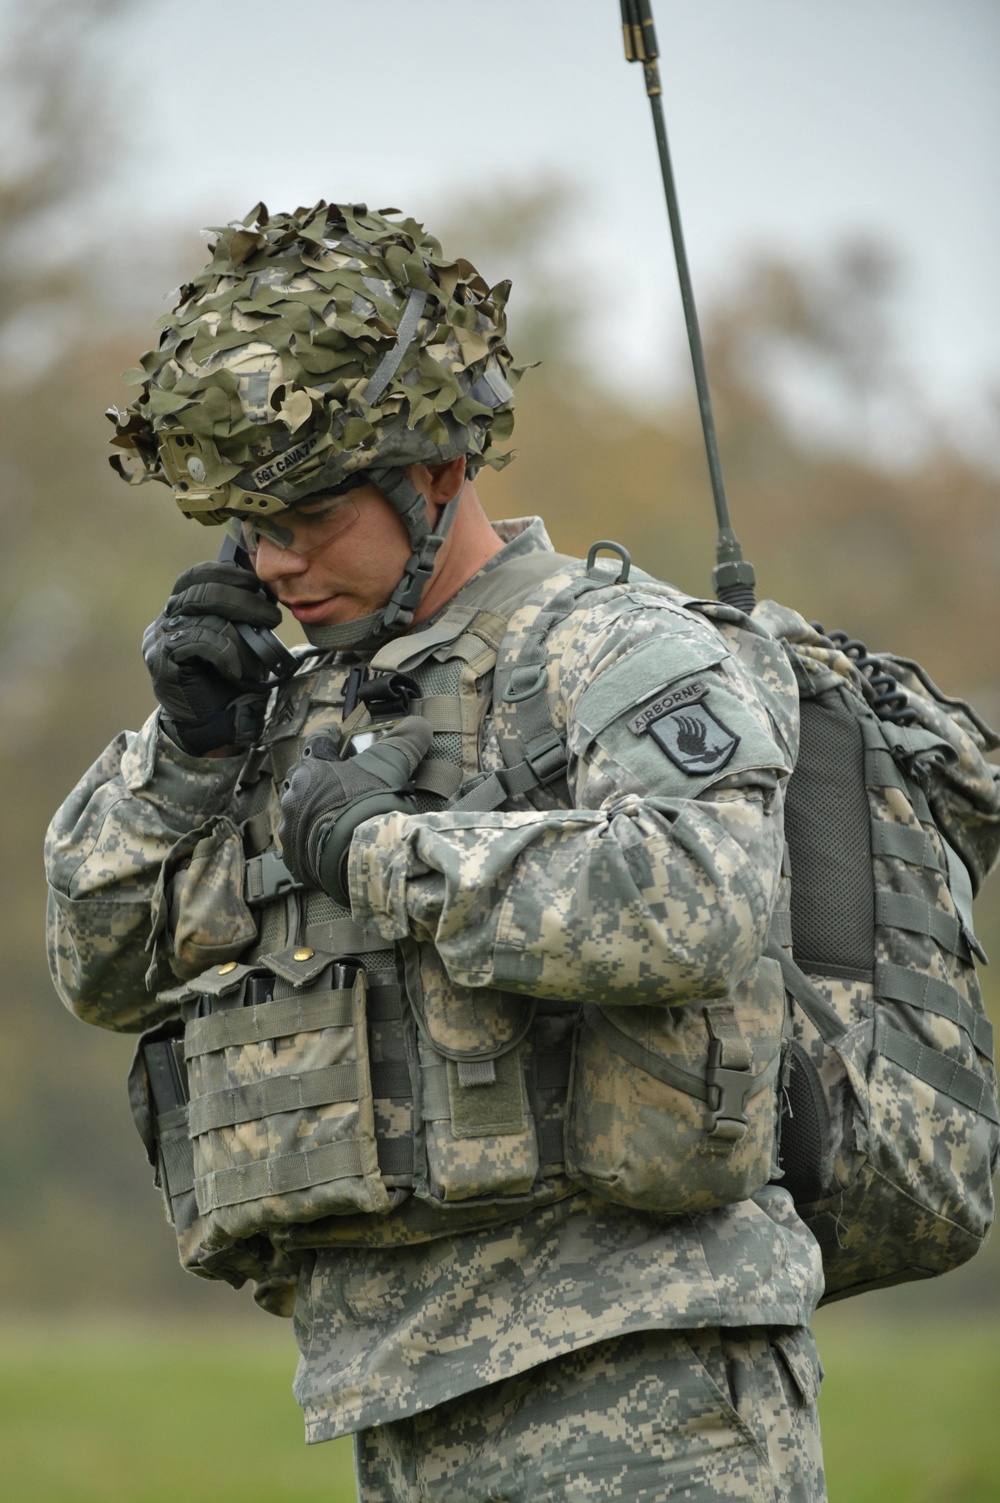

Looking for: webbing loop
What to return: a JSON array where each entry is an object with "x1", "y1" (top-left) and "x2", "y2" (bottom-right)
[
  {"x1": 196, "y1": 1138, "x2": 368, "y2": 1212},
  {"x1": 876, "y1": 1016, "x2": 1000, "y2": 1125}
]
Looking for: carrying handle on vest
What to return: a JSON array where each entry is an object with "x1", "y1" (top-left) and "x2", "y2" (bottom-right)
[{"x1": 586, "y1": 540, "x2": 631, "y2": 583}]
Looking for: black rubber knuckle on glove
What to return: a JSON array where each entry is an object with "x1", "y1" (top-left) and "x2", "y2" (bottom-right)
[
  {"x1": 165, "y1": 563, "x2": 283, "y2": 629},
  {"x1": 143, "y1": 562, "x2": 283, "y2": 755},
  {"x1": 279, "y1": 716, "x2": 433, "y2": 906}
]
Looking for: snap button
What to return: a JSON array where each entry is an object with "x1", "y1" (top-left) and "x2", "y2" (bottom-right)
[
  {"x1": 218, "y1": 961, "x2": 238, "y2": 975},
  {"x1": 293, "y1": 947, "x2": 315, "y2": 962}
]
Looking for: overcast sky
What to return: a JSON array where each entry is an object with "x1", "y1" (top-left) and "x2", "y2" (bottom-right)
[{"x1": 72, "y1": 0, "x2": 1000, "y2": 436}]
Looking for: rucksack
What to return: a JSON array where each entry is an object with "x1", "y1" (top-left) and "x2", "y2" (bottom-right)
[
  {"x1": 477, "y1": 548, "x2": 1000, "y2": 1302},
  {"x1": 757, "y1": 601, "x2": 1000, "y2": 1301}
]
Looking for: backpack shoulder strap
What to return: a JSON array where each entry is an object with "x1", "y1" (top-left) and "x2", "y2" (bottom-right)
[{"x1": 452, "y1": 544, "x2": 686, "y2": 813}]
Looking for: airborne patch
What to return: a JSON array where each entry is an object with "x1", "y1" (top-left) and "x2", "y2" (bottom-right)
[{"x1": 641, "y1": 691, "x2": 740, "y2": 775}]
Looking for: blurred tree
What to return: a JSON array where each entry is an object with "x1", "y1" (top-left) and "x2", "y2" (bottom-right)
[
  {"x1": 433, "y1": 177, "x2": 592, "y2": 379},
  {"x1": 0, "y1": 0, "x2": 222, "y2": 1317},
  {"x1": 704, "y1": 237, "x2": 917, "y2": 453},
  {"x1": 0, "y1": 0, "x2": 136, "y2": 363}
]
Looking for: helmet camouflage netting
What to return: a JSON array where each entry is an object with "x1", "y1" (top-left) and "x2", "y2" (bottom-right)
[{"x1": 108, "y1": 201, "x2": 520, "y2": 525}]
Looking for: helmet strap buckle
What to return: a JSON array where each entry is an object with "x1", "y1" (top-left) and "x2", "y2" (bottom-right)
[
  {"x1": 378, "y1": 483, "x2": 462, "y2": 634},
  {"x1": 382, "y1": 550, "x2": 438, "y2": 632}
]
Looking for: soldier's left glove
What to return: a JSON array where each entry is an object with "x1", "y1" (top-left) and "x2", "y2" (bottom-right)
[{"x1": 279, "y1": 716, "x2": 433, "y2": 905}]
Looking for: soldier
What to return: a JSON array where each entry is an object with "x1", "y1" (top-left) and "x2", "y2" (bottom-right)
[{"x1": 46, "y1": 202, "x2": 826, "y2": 1501}]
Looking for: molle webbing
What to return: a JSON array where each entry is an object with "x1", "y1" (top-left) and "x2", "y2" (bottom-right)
[
  {"x1": 875, "y1": 1015, "x2": 999, "y2": 1125},
  {"x1": 875, "y1": 964, "x2": 993, "y2": 1057},
  {"x1": 186, "y1": 989, "x2": 356, "y2": 1054},
  {"x1": 157, "y1": 1107, "x2": 195, "y2": 1196},
  {"x1": 198, "y1": 1140, "x2": 371, "y2": 1213},
  {"x1": 453, "y1": 560, "x2": 638, "y2": 815},
  {"x1": 188, "y1": 1063, "x2": 363, "y2": 1136}
]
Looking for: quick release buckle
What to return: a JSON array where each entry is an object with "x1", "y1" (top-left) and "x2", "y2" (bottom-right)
[
  {"x1": 705, "y1": 1037, "x2": 753, "y2": 1135},
  {"x1": 244, "y1": 851, "x2": 304, "y2": 905},
  {"x1": 525, "y1": 732, "x2": 568, "y2": 788}
]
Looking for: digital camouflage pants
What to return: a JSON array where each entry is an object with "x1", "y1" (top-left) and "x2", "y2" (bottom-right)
[{"x1": 353, "y1": 1325, "x2": 826, "y2": 1502}]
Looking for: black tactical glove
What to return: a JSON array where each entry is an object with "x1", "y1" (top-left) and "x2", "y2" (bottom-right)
[
  {"x1": 279, "y1": 717, "x2": 433, "y2": 906},
  {"x1": 142, "y1": 562, "x2": 283, "y2": 755}
]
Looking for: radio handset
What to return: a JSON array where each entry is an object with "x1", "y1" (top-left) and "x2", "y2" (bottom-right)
[{"x1": 216, "y1": 531, "x2": 299, "y2": 682}]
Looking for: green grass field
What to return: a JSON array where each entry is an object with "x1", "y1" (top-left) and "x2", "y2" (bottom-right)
[{"x1": 1, "y1": 1314, "x2": 997, "y2": 1502}]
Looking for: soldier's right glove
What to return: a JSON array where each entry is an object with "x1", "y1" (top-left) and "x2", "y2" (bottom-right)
[
  {"x1": 279, "y1": 717, "x2": 433, "y2": 905},
  {"x1": 142, "y1": 562, "x2": 283, "y2": 755}
]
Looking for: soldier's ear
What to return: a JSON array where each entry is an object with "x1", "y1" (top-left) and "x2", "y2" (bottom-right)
[{"x1": 423, "y1": 456, "x2": 467, "y2": 508}]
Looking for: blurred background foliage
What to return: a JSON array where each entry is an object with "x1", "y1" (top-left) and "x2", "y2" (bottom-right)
[{"x1": 1, "y1": 0, "x2": 998, "y2": 1331}]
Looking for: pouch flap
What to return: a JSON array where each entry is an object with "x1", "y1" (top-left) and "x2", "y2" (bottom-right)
[
  {"x1": 406, "y1": 944, "x2": 534, "y2": 1060},
  {"x1": 881, "y1": 720, "x2": 959, "y2": 770},
  {"x1": 447, "y1": 1051, "x2": 528, "y2": 1138},
  {"x1": 186, "y1": 961, "x2": 259, "y2": 998},
  {"x1": 370, "y1": 608, "x2": 479, "y2": 671},
  {"x1": 156, "y1": 980, "x2": 198, "y2": 1009},
  {"x1": 260, "y1": 946, "x2": 336, "y2": 988}
]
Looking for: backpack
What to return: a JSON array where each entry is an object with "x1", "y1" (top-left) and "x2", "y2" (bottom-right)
[
  {"x1": 757, "y1": 601, "x2": 1000, "y2": 1301},
  {"x1": 478, "y1": 548, "x2": 1000, "y2": 1302}
]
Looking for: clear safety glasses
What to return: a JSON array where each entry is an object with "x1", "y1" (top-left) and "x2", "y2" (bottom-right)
[{"x1": 227, "y1": 482, "x2": 366, "y2": 560}]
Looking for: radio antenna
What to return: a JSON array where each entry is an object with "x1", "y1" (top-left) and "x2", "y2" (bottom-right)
[{"x1": 620, "y1": 0, "x2": 756, "y2": 610}]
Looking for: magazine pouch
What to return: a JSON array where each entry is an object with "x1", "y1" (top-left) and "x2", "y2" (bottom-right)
[
  {"x1": 128, "y1": 1013, "x2": 275, "y2": 1290},
  {"x1": 181, "y1": 951, "x2": 389, "y2": 1253}
]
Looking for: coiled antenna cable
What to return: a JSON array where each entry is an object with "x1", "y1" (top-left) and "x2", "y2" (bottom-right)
[{"x1": 813, "y1": 626, "x2": 917, "y2": 726}]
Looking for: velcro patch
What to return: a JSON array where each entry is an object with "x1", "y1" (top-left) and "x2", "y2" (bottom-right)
[{"x1": 642, "y1": 693, "x2": 741, "y2": 776}]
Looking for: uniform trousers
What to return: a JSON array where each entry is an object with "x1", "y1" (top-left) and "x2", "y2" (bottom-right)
[{"x1": 353, "y1": 1325, "x2": 826, "y2": 1502}]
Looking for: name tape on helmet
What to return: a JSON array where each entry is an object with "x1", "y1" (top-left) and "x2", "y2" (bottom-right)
[{"x1": 249, "y1": 432, "x2": 322, "y2": 490}]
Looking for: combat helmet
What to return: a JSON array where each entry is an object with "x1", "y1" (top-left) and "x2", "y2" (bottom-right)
[{"x1": 108, "y1": 200, "x2": 520, "y2": 646}]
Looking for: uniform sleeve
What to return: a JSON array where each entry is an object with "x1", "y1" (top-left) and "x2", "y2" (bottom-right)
[
  {"x1": 348, "y1": 596, "x2": 797, "y2": 1005},
  {"x1": 44, "y1": 710, "x2": 244, "y2": 1031}
]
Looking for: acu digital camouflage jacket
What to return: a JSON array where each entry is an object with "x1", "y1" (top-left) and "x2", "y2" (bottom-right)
[{"x1": 45, "y1": 517, "x2": 823, "y2": 1441}]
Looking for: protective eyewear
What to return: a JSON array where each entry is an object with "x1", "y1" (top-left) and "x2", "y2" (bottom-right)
[{"x1": 227, "y1": 477, "x2": 368, "y2": 559}]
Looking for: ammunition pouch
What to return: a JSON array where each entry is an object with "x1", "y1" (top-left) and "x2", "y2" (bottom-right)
[
  {"x1": 179, "y1": 951, "x2": 391, "y2": 1253},
  {"x1": 128, "y1": 1017, "x2": 277, "y2": 1291}
]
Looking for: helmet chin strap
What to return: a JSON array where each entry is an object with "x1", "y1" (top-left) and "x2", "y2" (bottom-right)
[{"x1": 302, "y1": 467, "x2": 464, "y2": 654}]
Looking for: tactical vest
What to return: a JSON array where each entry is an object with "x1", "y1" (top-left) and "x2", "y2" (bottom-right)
[{"x1": 129, "y1": 548, "x2": 791, "y2": 1302}]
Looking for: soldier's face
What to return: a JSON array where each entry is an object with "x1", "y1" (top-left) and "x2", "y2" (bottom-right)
[{"x1": 251, "y1": 482, "x2": 414, "y2": 627}]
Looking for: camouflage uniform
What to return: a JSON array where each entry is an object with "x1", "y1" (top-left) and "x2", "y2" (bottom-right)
[
  {"x1": 47, "y1": 515, "x2": 826, "y2": 1499},
  {"x1": 354, "y1": 1327, "x2": 823, "y2": 1503}
]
